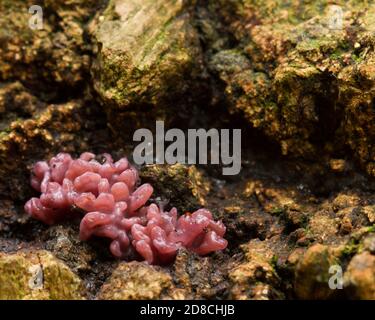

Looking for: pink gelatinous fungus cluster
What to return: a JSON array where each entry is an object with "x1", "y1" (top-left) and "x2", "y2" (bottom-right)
[{"x1": 25, "y1": 152, "x2": 227, "y2": 264}]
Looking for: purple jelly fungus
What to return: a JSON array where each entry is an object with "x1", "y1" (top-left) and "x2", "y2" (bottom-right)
[{"x1": 25, "y1": 152, "x2": 228, "y2": 264}]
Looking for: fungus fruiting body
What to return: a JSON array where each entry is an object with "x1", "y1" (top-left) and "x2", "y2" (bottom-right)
[{"x1": 25, "y1": 152, "x2": 227, "y2": 264}]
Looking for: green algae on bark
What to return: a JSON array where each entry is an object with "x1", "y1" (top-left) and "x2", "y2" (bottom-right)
[
  {"x1": 0, "y1": 0, "x2": 375, "y2": 301},
  {"x1": 206, "y1": 0, "x2": 375, "y2": 175},
  {"x1": 0, "y1": 0, "x2": 102, "y2": 95},
  {"x1": 0, "y1": 250, "x2": 84, "y2": 300},
  {"x1": 91, "y1": 0, "x2": 204, "y2": 109},
  {"x1": 97, "y1": 261, "x2": 185, "y2": 300},
  {"x1": 139, "y1": 163, "x2": 210, "y2": 213}
]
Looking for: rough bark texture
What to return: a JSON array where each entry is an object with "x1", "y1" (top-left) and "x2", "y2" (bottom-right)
[{"x1": 0, "y1": 0, "x2": 375, "y2": 300}]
